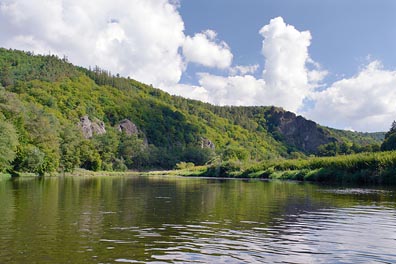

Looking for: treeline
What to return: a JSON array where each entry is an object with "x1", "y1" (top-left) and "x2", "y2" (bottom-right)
[
  {"x1": 0, "y1": 85, "x2": 215, "y2": 175},
  {"x1": 189, "y1": 121, "x2": 396, "y2": 184},
  {"x1": 0, "y1": 48, "x2": 387, "y2": 176}
]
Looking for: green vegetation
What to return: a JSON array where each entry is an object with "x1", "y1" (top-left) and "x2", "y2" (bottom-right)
[
  {"x1": 0, "y1": 48, "x2": 387, "y2": 177},
  {"x1": 191, "y1": 151, "x2": 396, "y2": 184},
  {"x1": 0, "y1": 119, "x2": 18, "y2": 172},
  {"x1": 381, "y1": 121, "x2": 396, "y2": 151}
]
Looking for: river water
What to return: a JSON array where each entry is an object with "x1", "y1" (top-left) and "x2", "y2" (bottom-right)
[{"x1": 0, "y1": 175, "x2": 396, "y2": 263}]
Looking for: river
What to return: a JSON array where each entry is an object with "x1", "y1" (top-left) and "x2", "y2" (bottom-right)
[{"x1": 0, "y1": 175, "x2": 396, "y2": 263}]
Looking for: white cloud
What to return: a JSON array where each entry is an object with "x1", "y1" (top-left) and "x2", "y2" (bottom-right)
[
  {"x1": 229, "y1": 64, "x2": 259, "y2": 76},
  {"x1": 0, "y1": 0, "x2": 185, "y2": 88},
  {"x1": 180, "y1": 17, "x2": 324, "y2": 112},
  {"x1": 166, "y1": 83, "x2": 210, "y2": 102},
  {"x1": 259, "y1": 17, "x2": 323, "y2": 111},
  {"x1": 182, "y1": 30, "x2": 233, "y2": 69},
  {"x1": 197, "y1": 73, "x2": 265, "y2": 106},
  {"x1": 304, "y1": 61, "x2": 396, "y2": 132},
  {"x1": 3, "y1": 3, "x2": 391, "y2": 133}
]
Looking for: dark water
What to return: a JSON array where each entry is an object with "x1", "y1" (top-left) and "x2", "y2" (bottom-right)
[{"x1": 1, "y1": 175, "x2": 396, "y2": 263}]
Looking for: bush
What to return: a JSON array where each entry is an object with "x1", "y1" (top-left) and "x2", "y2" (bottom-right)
[
  {"x1": 113, "y1": 158, "x2": 128, "y2": 172},
  {"x1": 175, "y1": 162, "x2": 195, "y2": 170}
]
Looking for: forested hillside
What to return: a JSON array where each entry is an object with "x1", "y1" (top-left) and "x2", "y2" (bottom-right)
[{"x1": 0, "y1": 48, "x2": 384, "y2": 175}]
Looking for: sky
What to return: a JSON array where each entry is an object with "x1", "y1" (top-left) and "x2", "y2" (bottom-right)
[{"x1": 0, "y1": 0, "x2": 395, "y2": 132}]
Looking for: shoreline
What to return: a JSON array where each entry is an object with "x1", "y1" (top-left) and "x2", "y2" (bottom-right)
[{"x1": 5, "y1": 150, "x2": 396, "y2": 185}]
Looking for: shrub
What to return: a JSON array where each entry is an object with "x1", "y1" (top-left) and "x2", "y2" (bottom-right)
[{"x1": 175, "y1": 162, "x2": 195, "y2": 170}]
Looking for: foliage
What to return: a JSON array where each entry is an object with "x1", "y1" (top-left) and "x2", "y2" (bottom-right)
[
  {"x1": 59, "y1": 124, "x2": 84, "y2": 172},
  {"x1": 0, "y1": 120, "x2": 19, "y2": 172},
  {"x1": 0, "y1": 48, "x2": 388, "y2": 175},
  {"x1": 317, "y1": 141, "x2": 380, "y2": 156},
  {"x1": 175, "y1": 162, "x2": 195, "y2": 170},
  {"x1": 381, "y1": 121, "x2": 396, "y2": 151},
  {"x1": 204, "y1": 151, "x2": 396, "y2": 184}
]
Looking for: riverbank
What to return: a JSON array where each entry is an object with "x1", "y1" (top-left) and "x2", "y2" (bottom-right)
[
  {"x1": 6, "y1": 151, "x2": 396, "y2": 185},
  {"x1": 173, "y1": 151, "x2": 396, "y2": 185}
]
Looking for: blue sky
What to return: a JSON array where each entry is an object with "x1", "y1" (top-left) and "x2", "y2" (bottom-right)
[
  {"x1": 180, "y1": 0, "x2": 396, "y2": 83},
  {"x1": 0, "y1": 0, "x2": 395, "y2": 132}
]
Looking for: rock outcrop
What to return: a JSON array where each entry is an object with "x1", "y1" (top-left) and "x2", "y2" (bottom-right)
[
  {"x1": 79, "y1": 115, "x2": 106, "y2": 139},
  {"x1": 268, "y1": 108, "x2": 337, "y2": 153},
  {"x1": 201, "y1": 138, "x2": 215, "y2": 150},
  {"x1": 117, "y1": 119, "x2": 139, "y2": 135}
]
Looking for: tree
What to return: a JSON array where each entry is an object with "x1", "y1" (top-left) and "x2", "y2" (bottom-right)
[
  {"x1": 59, "y1": 125, "x2": 83, "y2": 173},
  {"x1": 22, "y1": 106, "x2": 61, "y2": 174},
  {"x1": 92, "y1": 127, "x2": 120, "y2": 170},
  {"x1": 381, "y1": 121, "x2": 396, "y2": 151},
  {"x1": 222, "y1": 145, "x2": 250, "y2": 161},
  {"x1": 0, "y1": 120, "x2": 19, "y2": 172},
  {"x1": 14, "y1": 144, "x2": 45, "y2": 176},
  {"x1": 317, "y1": 142, "x2": 339, "y2": 156},
  {"x1": 118, "y1": 133, "x2": 148, "y2": 169},
  {"x1": 181, "y1": 146, "x2": 214, "y2": 165},
  {"x1": 79, "y1": 140, "x2": 102, "y2": 171}
]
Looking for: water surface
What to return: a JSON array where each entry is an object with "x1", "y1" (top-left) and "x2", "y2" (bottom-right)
[{"x1": 0, "y1": 175, "x2": 395, "y2": 263}]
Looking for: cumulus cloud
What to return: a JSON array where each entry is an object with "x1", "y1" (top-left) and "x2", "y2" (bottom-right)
[
  {"x1": 229, "y1": 64, "x2": 259, "y2": 76},
  {"x1": 3, "y1": 3, "x2": 391, "y2": 133},
  {"x1": 0, "y1": 0, "x2": 185, "y2": 88},
  {"x1": 180, "y1": 17, "x2": 324, "y2": 112},
  {"x1": 182, "y1": 30, "x2": 233, "y2": 69},
  {"x1": 168, "y1": 83, "x2": 210, "y2": 102},
  {"x1": 197, "y1": 73, "x2": 265, "y2": 106},
  {"x1": 304, "y1": 61, "x2": 396, "y2": 132},
  {"x1": 259, "y1": 17, "x2": 324, "y2": 111}
]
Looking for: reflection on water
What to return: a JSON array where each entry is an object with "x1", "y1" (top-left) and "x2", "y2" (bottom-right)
[{"x1": 0, "y1": 175, "x2": 396, "y2": 263}]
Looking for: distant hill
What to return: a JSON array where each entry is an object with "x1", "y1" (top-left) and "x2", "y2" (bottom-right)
[{"x1": 0, "y1": 48, "x2": 384, "y2": 174}]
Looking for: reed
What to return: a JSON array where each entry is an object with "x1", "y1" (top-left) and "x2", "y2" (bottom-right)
[{"x1": 202, "y1": 151, "x2": 396, "y2": 184}]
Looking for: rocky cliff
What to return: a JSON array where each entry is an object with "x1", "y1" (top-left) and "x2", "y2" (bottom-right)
[
  {"x1": 201, "y1": 137, "x2": 215, "y2": 150},
  {"x1": 117, "y1": 119, "x2": 139, "y2": 135},
  {"x1": 79, "y1": 115, "x2": 106, "y2": 139},
  {"x1": 268, "y1": 108, "x2": 337, "y2": 153}
]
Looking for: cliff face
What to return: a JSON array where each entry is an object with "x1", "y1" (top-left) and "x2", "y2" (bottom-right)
[
  {"x1": 201, "y1": 138, "x2": 215, "y2": 150},
  {"x1": 268, "y1": 108, "x2": 337, "y2": 153},
  {"x1": 79, "y1": 115, "x2": 106, "y2": 139},
  {"x1": 117, "y1": 119, "x2": 139, "y2": 135},
  {"x1": 80, "y1": 117, "x2": 143, "y2": 138}
]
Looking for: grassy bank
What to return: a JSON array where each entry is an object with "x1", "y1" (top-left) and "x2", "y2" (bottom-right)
[
  {"x1": 6, "y1": 151, "x2": 396, "y2": 185},
  {"x1": 188, "y1": 151, "x2": 396, "y2": 184}
]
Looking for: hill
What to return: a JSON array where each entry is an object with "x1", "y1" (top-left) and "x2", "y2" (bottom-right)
[{"x1": 0, "y1": 48, "x2": 384, "y2": 175}]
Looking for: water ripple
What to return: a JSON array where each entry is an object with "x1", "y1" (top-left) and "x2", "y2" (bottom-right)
[{"x1": 105, "y1": 206, "x2": 396, "y2": 263}]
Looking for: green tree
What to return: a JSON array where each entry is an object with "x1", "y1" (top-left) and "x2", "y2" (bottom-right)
[
  {"x1": 14, "y1": 145, "x2": 45, "y2": 175},
  {"x1": 0, "y1": 120, "x2": 19, "y2": 172},
  {"x1": 23, "y1": 106, "x2": 61, "y2": 173},
  {"x1": 222, "y1": 145, "x2": 250, "y2": 161},
  {"x1": 92, "y1": 127, "x2": 120, "y2": 170},
  {"x1": 59, "y1": 125, "x2": 84, "y2": 173},
  {"x1": 181, "y1": 146, "x2": 214, "y2": 165},
  {"x1": 381, "y1": 121, "x2": 396, "y2": 151},
  {"x1": 118, "y1": 133, "x2": 148, "y2": 169},
  {"x1": 79, "y1": 140, "x2": 102, "y2": 171},
  {"x1": 317, "y1": 142, "x2": 339, "y2": 156}
]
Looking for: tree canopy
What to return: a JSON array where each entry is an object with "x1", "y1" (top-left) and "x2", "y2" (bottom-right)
[{"x1": 0, "y1": 48, "x2": 385, "y2": 175}]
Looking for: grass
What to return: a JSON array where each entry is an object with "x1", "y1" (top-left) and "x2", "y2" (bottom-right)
[
  {"x1": 5, "y1": 151, "x2": 396, "y2": 185},
  {"x1": 144, "y1": 166, "x2": 208, "y2": 177},
  {"x1": 198, "y1": 151, "x2": 396, "y2": 184}
]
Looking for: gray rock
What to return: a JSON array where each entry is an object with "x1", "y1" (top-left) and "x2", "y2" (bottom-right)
[
  {"x1": 91, "y1": 118, "x2": 106, "y2": 136},
  {"x1": 201, "y1": 138, "x2": 215, "y2": 150},
  {"x1": 79, "y1": 115, "x2": 106, "y2": 139},
  {"x1": 269, "y1": 107, "x2": 337, "y2": 153},
  {"x1": 117, "y1": 119, "x2": 139, "y2": 135}
]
